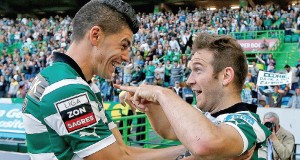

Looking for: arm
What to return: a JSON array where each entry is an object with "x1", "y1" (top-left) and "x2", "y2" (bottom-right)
[
  {"x1": 117, "y1": 85, "x2": 177, "y2": 140},
  {"x1": 287, "y1": 96, "x2": 294, "y2": 108},
  {"x1": 270, "y1": 129, "x2": 295, "y2": 160},
  {"x1": 85, "y1": 128, "x2": 186, "y2": 160},
  {"x1": 145, "y1": 103, "x2": 178, "y2": 140},
  {"x1": 259, "y1": 88, "x2": 268, "y2": 96},
  {"x1": 125, "y1": 85, "x2": 246, "y2": 159},
  {"x1": 255, "y1": 55, "x2": 265, "y2": 64},
  {"x1": 118, "y1": 85, "x2": 260, "y2": 160},
  {"x1": 155, "y1": 88, "x2": 244, "y2": 159}
]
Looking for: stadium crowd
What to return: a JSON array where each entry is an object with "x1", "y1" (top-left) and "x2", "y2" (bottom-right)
[{"x1": 0, "y1": 3, "x2": 300, "y2": 108}]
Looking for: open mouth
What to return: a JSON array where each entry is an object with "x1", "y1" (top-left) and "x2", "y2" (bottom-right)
[
  {"x1": 112, "y1": 61, "x2": 121, "y2": 68},
  {"x1": 193, "y1": 90, "x2": 202, "y2": 96}
]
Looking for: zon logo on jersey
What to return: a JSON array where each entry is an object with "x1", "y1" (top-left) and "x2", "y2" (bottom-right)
[{"x1": 55, "y1": 93, "x2": 97, "y2": 132}]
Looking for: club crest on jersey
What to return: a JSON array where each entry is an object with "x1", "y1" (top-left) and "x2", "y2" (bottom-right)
[{"x1": 55, "y1": 93, "x2": 97, "y2": 133}]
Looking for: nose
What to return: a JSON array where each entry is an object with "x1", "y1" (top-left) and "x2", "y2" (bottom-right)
[
  {"x1": 121, "y1": 50, "x2": 130, "y2": 62},
  {"x1": 186, "y1": 72, "x2": 196, "y2": 86}
]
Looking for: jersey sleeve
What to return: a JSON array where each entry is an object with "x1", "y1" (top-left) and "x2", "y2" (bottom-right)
[
  {"x1": 221, "y1": 112, "x2": 271, "y2": 155},
  {"x1": 40, "y1": 82, "x2": 116, "y2": 158}
]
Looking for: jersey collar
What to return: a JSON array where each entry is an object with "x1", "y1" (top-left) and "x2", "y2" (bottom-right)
[
  {"x1": 53, "y1": 52, "x2": 87, "y2": 82},
  {"x1": 210, "y1": 102, "x2": 257, "y2": 118}
]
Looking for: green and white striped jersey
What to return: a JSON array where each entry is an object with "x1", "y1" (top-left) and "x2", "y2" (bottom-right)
[
  {"x1": 205, "y1": 103, "x2": 271, "y2": 160},
  {"x1": 22, "y1": 53, "x2": 117, "y2": 160}
]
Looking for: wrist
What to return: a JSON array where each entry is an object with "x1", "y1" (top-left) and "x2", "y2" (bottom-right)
[{"x1": 155, "y1": 86, "x2": 168, "y2": 103}]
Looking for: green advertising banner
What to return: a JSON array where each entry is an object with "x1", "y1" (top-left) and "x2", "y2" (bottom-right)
[{"x1": 0, "y1": 98, "x2": 126, "y2": 139}]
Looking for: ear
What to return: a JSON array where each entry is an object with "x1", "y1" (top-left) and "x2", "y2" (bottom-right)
[
  {"x1": 222, "y1": 67, "x2": 234, "y2": 86},
  {"x1": 89, "y1": 26, "x2": 104, "y2": 46}
]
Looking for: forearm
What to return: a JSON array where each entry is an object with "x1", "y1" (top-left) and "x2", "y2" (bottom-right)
[
  {"x1": 113, "y1": 127, "x2": 185, "y2": 160},
  {"x1": 127, "y1": 145, "x2": 187, "y2": 160},
  {"x1": 272, "y1": 138, "x2": 295, "y2": 159},
  {"x1": 146, "y1": 103, "x2": 178, "y2": 140},
  {"x1": 156, "y1": 88, "x2": 220, "y2": 156}
]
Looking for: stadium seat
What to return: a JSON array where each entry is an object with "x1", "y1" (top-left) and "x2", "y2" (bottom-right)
[
  {"x1": 291, "y1": 34, "x2": 299, "y2": 43},
  {"x1": 284, "y1": 35, "x2": 292, "y2": 43}
]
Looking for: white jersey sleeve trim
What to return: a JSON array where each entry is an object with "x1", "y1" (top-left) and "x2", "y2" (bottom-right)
[
  {"x1": 89, "y1": 83, "x2": 100, "y2": 93},
  {"x1": 22, "y1": 113, "x2": 48, "y2": 134},
  {"x1": 29, "y1": 152, "x2": 59, "y2": 160},
  {"x1": 44, "y1": 113, "x2": 68, "y2": 136},
  {"x1": 90, "y1": 101, "x2": 101, "y2": 122},
  {"x1": 240, "y1": 112, "x2": 266, "y2": 143},
  {"x1": 40, "y1": 77, "x2": 89, "y2": 100},
  {"x1": 224, "y1": 122, "x2": 248, "y2": 155},
  {"x1": 108, "y1": 122, "x2": 117, "y2": 130},
  {"x1": 74, "y1": 134, "x2": 116, "y2": 158},
  {"x1": 258, "y1": 147, "x2": 267, "y2": 159}
]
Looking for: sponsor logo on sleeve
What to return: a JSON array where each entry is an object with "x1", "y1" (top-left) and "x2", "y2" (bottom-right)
[
  {"x1": 225, "y1": 114, "x2": 255, "y2": 126},
  {"x1": 55, "y1": 93, "x2": 97, "y2": 133}
]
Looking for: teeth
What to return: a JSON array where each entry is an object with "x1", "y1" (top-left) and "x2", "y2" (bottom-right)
[{"x1": 193, "y1": 90, "x2": 202, "y2": 95}]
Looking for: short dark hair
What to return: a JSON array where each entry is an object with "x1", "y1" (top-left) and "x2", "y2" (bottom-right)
[
  {"x1": 72, "y1": 0, "x2": 139, "y2": 42},
  {"x1": 192, "y1": 32, "x2": 248, "y2": 92}
]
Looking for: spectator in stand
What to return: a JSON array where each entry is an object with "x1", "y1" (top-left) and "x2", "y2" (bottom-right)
[
  {"x1": 101, "y1": 79, "x2": 113, "y2": 102},
  {"x1": 123, "y1": 61, "x2": 134, "y2": 85},
  {"x1": 241, "y1": 83, "x2": 253, "y2": 104},
  {"x1": 264, "y1": 16, "x2": 273, "y2": 30},
  {"x1": 172, "y1": 81, "x2": 183, "y2": 98},
  {"x1": 31, "y1": 61, "x2": 40, "y2": 79},
  {"x1": 0, "y1": 75, "x2": 8, "y2": 97},
  {"x1": 249, "y1": 61, "x2": 260, "y2": 84},
  {"x1": 284, "y1": 64, "x2": 299, "y2": 90},
  {"x1": 260, "y1": 37, "x2": 269, "y2": 62},
  {"x1": 285, "y1": 17, "x2": 293, "y2": 35},
  {"x1": 154, "y1": 61, "x2": 165, "y2": 81},
  {"x1": 144, "y1": 60, "x2": 155, "y2": 84},
  {"x1": 266, "y1": 54, "x2": 276, "y2": 72},
  {"x1": 153, "y1": 73, "x2": 164, "y2": 86},
  {"x1": 263, "y1": 112, "x2": 295, "y2": 160},
  {"x1": 279, "y1": 19, "x2": 286, "y2": 30},
  {"x1": 131, "y1": 66, "x2": 143, "y2": 86},
  {"x1": 164, "y1": 59, "x2": 172, "y2": 86},
  {"x1": 170, "y1": 60, "x2": 183, "y2": 87},
  {"x1": 287, "y1": 87, "x2": 300, "y2": 108},
  {"x1": 259, "y1": 85, "x2": 290, "y2": 108},
  {"x1": 182, "y1": 83, "x2": 193, "y2": 104},
  {"x1": 7, "y1": 77, "x2": 19, "y2": 98},
  {"x1": 169, "y1": 36, "x2": 180, "y2": 51},
  {"x1": 23, "y1": 62, "x2": 32, "y2": 80}
]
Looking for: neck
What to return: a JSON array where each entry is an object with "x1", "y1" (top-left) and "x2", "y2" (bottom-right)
[
  {"x1": 210, "y1": 89, "x2": 242, "y2": 114},
  {"x1": 66, "y1": 41, "x2": 93, "y2": 81}
]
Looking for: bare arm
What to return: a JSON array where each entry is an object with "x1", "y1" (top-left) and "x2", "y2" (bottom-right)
[
  {"x1": 117, "y1": 85, "x2": 177, "y2": 140},
  {"x1": 125, "y1": 85, "x2": 245, "y2": 159},
  {"x1": 157, "y1": 89, "x2": 244, "y2": 159},
  {"x1": 85, "y1": 126, "x2": 186, "y2": 160},
  {"x1": 146, "y1": 102, "x2": 178, "y2": 140}
]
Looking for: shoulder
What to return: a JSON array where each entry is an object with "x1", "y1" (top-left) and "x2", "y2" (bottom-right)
[{"x1": 278, "y1": 127, "x2": 294, "y2": 138}]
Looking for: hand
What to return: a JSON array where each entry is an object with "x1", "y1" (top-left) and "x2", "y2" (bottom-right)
[
  {"x1": 228, "y1": 145, "x2": 256, "y2": 160},
  {"x1": 114, "y1": 84, "x2": 161, "y2": 112},
  {"x1": 114, "y1": 84, "x2": 138, "y2": 112},
  {"x1": 269, "y1": 127, "x2": 278, "y2": 141}
]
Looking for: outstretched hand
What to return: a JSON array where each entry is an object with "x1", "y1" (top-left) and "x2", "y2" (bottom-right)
[{"x1": 114, "y1": 84, "x2": 161, "y2": 112}]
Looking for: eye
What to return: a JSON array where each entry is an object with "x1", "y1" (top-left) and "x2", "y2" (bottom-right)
[
  {"x1": 192, "y1": 67, "x2": 202, "y2": 73},
  {"x1": 121, "y1": 44, "x2": 129, "y2": 51}
]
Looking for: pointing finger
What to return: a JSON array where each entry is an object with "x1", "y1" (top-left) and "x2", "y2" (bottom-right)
[{"x1": 113, "y1": 84, "x2": 138, "y2": 93}]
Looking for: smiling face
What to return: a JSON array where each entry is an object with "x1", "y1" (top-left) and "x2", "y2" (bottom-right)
[
  {"x1": 93, "y1": 27, "x2": 133, "y2": 79},
  {"x1": 186, "y1": 49, "x2": 224, "y2": 112}
]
